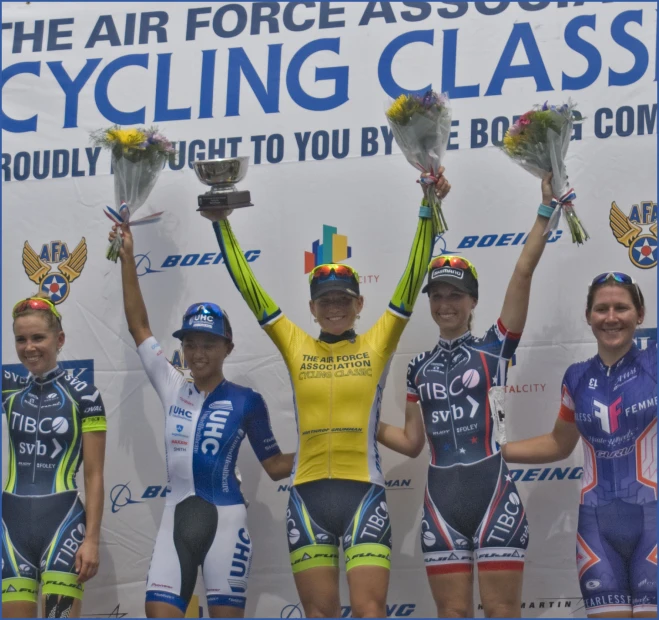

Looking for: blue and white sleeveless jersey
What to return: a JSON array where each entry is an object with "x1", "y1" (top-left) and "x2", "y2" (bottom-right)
[
  {"x1": 559, "y1": 343, "x2": 657, "y2": 506},
  {"x1": 137, "y1": 337, "x2": 281, "y2": 507}
]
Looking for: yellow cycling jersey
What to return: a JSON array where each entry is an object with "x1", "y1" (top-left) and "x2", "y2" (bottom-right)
[
  {"x1": 265, "y1": 309, "x2": 405, "y2": 485},
  {"x1": 214, "y1": 212, "x2": 434, "y2": 486}
]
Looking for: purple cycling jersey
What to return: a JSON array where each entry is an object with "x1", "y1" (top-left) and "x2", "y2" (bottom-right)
[{"x1": 559, "y1": 343, "x2": 657, "y2": 506}]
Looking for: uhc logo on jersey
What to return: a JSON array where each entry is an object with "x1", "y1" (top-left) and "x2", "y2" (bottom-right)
[
  {"x1": 22, "y1": 239, "x2": 87, "y2": 304},
  {"x1": 609, "y1": 200, "x2": 657, "y2": 269}
]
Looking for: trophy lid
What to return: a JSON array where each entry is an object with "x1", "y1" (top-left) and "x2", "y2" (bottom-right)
[{"x1": 194, "y1": 157, "x2": 250, "y2": 186}]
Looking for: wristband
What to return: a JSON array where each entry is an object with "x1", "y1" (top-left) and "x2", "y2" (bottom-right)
[
  {"x1": 537, "y1": 203, "x2": 555, "y2": 219},
  {"x1": 419, "y1": 205, "x2": 432, "y2": 219}
]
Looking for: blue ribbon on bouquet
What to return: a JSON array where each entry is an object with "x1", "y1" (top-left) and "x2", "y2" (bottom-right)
[
  {"x1": 545, "y1": 187, "x2": 577, "y2": 234},
  {"x1": 104, "y1": 201, "x2": 163, "y2": 226}
]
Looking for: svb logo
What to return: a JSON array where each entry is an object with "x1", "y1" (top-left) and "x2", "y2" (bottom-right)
[
  {"x1": 609, "y1": 201, "x2": 657, "y2": 269},
  {"x1": 22, "y1": 239, "x2": 87, "y2": 304}
]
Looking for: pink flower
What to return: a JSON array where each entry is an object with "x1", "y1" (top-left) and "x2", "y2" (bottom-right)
[{"x1": 507, "y1": 124, "x2": 521, "y2": 137}]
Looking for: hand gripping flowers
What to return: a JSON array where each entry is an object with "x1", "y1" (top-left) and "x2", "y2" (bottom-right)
[
  {"x1": 502, "y1": 101, "x2": 588, "y2": 244},
  {"x1": 386, "y1": 91, "x2": 452, "y2": 234},
  {"x1": 91, "y1": 126, "x2": 175, "y2": 261}
]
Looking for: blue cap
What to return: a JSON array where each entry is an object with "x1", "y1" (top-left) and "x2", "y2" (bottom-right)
[{"x1": 172, "y1": 303, "x2": 233, "y2": 342}]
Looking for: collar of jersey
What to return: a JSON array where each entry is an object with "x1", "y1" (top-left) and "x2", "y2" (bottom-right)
[
  {"x1": 437, "y1": 331, "x2": 471, "y2": 350},
  {"x1": 318, "y1": 329, "x2": 357, "y2": 344},
  {"x1": 28, "y1": 365, "x2": 65, "y2": 385},
  {"x1": 596, "y1": 343, "x2": 639, "y2": 374}
]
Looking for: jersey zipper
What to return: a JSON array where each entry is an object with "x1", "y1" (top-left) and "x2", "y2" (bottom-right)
[
  {"x1": 33, "y1": 382, "x2": 43, "y2": 484},
  {"x1": 328, "y1": 343, "x2": 333, "y2": 479},
  {"x1": 445, "y1": 355, "x2": 458, "y2": 453}
]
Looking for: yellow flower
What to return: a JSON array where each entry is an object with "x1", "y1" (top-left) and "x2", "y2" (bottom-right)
[
  {"x1": 386, "y1": 95, "x2": 411, "y2": 122},
  {"x1": 106, "y1": 127, "x2": 146, "y2": 148}
]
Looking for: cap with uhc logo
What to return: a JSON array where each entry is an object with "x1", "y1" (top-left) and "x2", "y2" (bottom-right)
[{"x1": 172, "y1": 302, "x2": 233, "y2": 342}]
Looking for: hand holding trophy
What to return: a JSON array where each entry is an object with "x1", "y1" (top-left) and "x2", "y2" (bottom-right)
[{"x1": 194, "y1": 156, "x2": 252, "y2": 221}]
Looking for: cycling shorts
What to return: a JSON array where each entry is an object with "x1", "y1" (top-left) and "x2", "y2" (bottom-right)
[
  {"x1": 2, "y1": 490, "x2": 86, "y2": 603},
  {"x1": 421, "y1": 453, "x2": 529, "y2": 575},
  {"x1": 577, "y1": 500, "x2": 657, "y2": 615},
  {"x1": 146, "y1": 496, "x2": 251, "y2": 612},
  {"x1": 286, "y1": 479, "x2": 392, "y2": 574}
]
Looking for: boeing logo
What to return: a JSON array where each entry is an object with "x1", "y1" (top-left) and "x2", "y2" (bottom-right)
[
  {"x1": 134, "y1": 253, "x2": 163, "y2": 277},
  {"x1": 109, "y1": 483, "x2": 143, "y2": 513},
  {"x1": 137, "y1": 249, "x2": 262, "y2": 275}
]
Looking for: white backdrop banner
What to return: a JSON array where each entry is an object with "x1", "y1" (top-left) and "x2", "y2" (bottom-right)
[{"x1": 2, "y1": 1, "x2": 656, "y2": 618}]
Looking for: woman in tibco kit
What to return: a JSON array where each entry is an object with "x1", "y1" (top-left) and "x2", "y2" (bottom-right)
[
  {"x1": 403, "y1": 174, "x2": 555, "y2": 618},
  {"x1": 204, "y1": 170, "x2": 450, "y2": 618},
  {"x1": 504, "y1": 273, "x2": 656, "y2": 619},
  {"x1": 110, "y1": 223, "x2": 293, "y2": 619},
  {"x1": 2, "y1": 293, "x2": 107, "y2": 619}
]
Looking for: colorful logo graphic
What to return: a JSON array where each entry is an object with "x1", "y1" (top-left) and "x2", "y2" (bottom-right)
[
  {"x1": 22, "y1": 239, "x2": 87, "y2": 304},
  {"x1": 304, "y1": 225, "x2": 352, "y2": 273},
  {"x1": 609, "y1": 200, "x2": 657, "y2": 269}
]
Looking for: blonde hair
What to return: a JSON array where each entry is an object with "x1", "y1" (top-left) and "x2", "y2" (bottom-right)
[{"x1": 13, "y1": 291, "x2": 63, "y2": 333}]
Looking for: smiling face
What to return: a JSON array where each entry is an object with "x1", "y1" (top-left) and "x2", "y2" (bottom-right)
[
  {"x1": 14, "y1": 314, "x2": 64, "y2": 376},
  {"x1": 427, "y1": 283, "x2": 477, "y2": 339},
  {"x1": 309, "y1": 292, "x2": 364, "y2": 336},
  {"x1": 587, "y1": 285, "x2": 643, "y2": 357},
  {"x1": 181, "y1": 332, "x2": 233, "y2": 384}
]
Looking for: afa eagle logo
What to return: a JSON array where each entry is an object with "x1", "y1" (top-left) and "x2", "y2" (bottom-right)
[
  {"x1": 609, "y1": 201, "x2": 657, "y2": 270},
  {"x1": 22, "y1": 239, "x2": 87, "y2": 304}
]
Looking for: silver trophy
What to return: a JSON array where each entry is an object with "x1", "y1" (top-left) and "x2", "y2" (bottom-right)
[{"x1": 193, "y1": 157, "x2": 253, "y2": 211}]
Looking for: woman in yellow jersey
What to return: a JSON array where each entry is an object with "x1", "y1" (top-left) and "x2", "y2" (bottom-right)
[{"x1": 203, "y1": 171, "x2": 450, "y2": 618}]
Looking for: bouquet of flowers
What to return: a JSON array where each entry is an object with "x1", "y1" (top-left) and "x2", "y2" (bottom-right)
[
  {"x1": 91, "y1": 126, "x2": 176, "y2": 261},
  {"x1": 385, "y1": 91, "x2": 452, "y2": 234},
  {"x1": 501, "y1": 101, "x2": 588, "y2": 244}
]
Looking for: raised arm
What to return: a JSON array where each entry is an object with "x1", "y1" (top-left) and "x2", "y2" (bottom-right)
[
  {"x1": 499, "y1": 173, "x2": 554, "y2": 333},
  {"x1": 211, "y1": 218, "x2": 281, "y2": 326},
  {"x1": 377, "y1": 400, "x2": 426, "y2": 458},
  {"x1": 502, "y1": 416, "x2": 580, "y2": 464},
  {"x1": 388, "y1": 171, "x2": 450, "y2": 319},
  {"x1": 111, "y1": 224, "x2": 153, "y2": 347}
]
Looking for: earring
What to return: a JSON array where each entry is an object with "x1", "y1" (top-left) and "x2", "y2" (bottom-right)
[
  {"x1": 356, "y1": 315, "x2": 361, "y2": 320},
  {"x1": 313, "y1": 318, "x2": 318, "y2": 323}
]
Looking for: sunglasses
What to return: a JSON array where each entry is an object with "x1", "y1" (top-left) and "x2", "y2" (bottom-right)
[
  {"x1": 182, "y1": 302, "x2": 226, "y2": 321},
  {"x1": 12, "y1": 297, "x2": 62, "y2": 320},
  {"x1": 590, "y1": 272, "x2": 636, "y2": 287},
  {"x1": 428, "y1": 255, "x2": 478, "y2": 279},
  {"x1": 308, "y1": 264, "x2": 359, "y2": 284}
]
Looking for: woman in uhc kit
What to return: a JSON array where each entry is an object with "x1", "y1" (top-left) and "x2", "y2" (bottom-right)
[
  {"x1": 404, "y1": 174, "x2": 555, "y2": 618},
  {"x1": 110, "y1": 224, "x2": 293, "y2": 619},
  {"x1": 504, "y1": 273, "x2": 656, "y2": 619},
  {"x1": 2, "y1": 294, "x2": 107, "y2": 619},
  {"x1": 205, "y1": 171, "x2": 450, "y2": 618}
]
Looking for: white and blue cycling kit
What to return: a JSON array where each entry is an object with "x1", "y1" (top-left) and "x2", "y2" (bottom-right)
[{"x1": 137, "y1": 337, "x2": 281, "y2": 612}]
